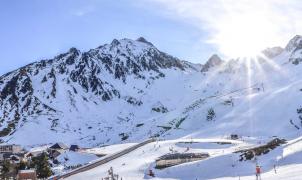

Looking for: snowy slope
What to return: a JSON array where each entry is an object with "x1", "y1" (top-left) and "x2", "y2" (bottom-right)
[
  {"x1": 65, "y1": 136, "x2": 302, "y2": 180},
  {"x1": 1, "y1": 35, "x2": 302, "y2": 150}
]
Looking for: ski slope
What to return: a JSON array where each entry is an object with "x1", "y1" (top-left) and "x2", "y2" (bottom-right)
[{"x1": 65, "y1": 136, "x2": 302, "y2": 180}]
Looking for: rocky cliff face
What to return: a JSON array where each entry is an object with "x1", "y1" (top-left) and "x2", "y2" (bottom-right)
[
  {"x1": 286, "y1": 35, "x2": 302, "y2": 65},
  {"x1": 201, "y1": 54, "x2": 223, "y2": 72},
  {"x1": 285, "y1": 35, "x2": 302, "y2": 52}
]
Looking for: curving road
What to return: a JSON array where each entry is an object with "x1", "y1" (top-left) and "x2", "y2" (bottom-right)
[{"x1": 49, "y1": 138, "x2": 156, "y2": 180}]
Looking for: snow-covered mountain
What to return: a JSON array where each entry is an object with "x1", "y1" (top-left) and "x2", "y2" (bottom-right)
[
  {"x1": 0, "y1": 37, "x2": 194, "y2": 146},
  {"x1": 1, "y1": 35, "x2": 302, "y2": 148}
]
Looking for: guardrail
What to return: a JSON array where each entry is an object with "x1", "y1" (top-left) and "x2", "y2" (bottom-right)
[{"x1": 50, "y1": 138, "x2": 156, "y2": 179}]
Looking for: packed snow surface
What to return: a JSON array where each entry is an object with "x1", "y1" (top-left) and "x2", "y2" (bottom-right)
[{"x1": 66, "y1": 137, "x2": 302, "y2": 180}]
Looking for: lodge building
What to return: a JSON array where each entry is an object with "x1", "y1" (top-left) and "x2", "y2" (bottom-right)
[{"x1": 0, "y1": 144, "x2": 22, "y2": 154}]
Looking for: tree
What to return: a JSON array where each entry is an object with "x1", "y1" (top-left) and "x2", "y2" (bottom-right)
[
  {"x1": 0, "y1": 160, "x2": 12, "y2": 179},
  {"x1": 207, "y1": 108, "x2": 216, "y2": 121},
  {"x1": 30, "y1": 153, "x2": 52, "y2": 178},
  {"x1": 17, "y1": 160, "x2": 29, "y2": 170}
]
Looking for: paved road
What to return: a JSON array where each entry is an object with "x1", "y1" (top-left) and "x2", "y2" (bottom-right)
[{"x1": 49, "y1": 138, "x2": 156, "y2": 179}]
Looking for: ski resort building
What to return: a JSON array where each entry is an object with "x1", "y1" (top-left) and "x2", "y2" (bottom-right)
[
  {"x1": 25, "y1": 151, "x2": 43, "y2": 159},
  {"x1": 0, "y1": 144, "x2": 22, "y2": 154},
  {"x1": 17, "y1": 169, "x2": 37, "y2": 180},
  {"x1": 69, "y1": 145, "x2": 80, "y2": 151},
  {"x1": 49, "y1": 143, "x2": 69, "y2": 150},
  {"x1": 156, "y1": 153, "x2": 209, "y2": 169}
]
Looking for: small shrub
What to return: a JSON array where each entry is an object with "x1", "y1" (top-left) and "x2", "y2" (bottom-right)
[{"x1": 207, "y1": 108, "x2": 216, "y2": 121}]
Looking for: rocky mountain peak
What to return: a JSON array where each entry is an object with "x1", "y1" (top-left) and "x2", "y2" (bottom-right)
[
  {"x1": 136, "y1": 37, "x2": 154, "y2": 46},
  {"x1": 111, "y1": 39, "x2": 120, "y2": 46},
  {"x1": 262, "y1": 46, "x2": 284, "y2": 59},
  {"x1": 69, "y1": 47, "x2": 80, "y2": 54},
  {"x1": 201, "y1": 54, "x2": 223, "y2": 72},
  {"x1": 285, "y1": 35, "x2": 302, "y2": 52}
]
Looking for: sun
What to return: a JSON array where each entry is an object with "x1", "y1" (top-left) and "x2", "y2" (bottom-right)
[{"x1": 209, "y1": 13, "x2": 278, "y2": 58}]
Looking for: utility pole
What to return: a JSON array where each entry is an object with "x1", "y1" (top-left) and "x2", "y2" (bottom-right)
[{"x1": 261, "y1": 83, "x2": 264, "y2": 92}]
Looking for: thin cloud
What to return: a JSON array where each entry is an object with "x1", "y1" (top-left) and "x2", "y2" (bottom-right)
[
  {"x1": 146, "y1": 0, "x2": 302, "y2": 57},
  {"x1": 71, "y1": 5, "x2": 95, "y2": 17}
]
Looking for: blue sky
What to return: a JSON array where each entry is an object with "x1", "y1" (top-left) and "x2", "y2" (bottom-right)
[
  {"x1": 1, "y1": 0, "x2": 301, "y2": 75},
  {"x1": 0, "y1": 0, "x2": 215, "y2": 75}
]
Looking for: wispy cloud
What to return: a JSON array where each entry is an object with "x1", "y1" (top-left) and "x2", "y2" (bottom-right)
[
  {"x1": 71, "y1": 5, "x2": 95, "y2": 17},
  {"x1": 146, "y1": 0, "x2": 302, "y2": 57}
]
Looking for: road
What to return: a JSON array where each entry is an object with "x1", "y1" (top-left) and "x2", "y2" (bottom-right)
[{"x1": 49, "y1": 138, "x2": 156, "y2": 179}]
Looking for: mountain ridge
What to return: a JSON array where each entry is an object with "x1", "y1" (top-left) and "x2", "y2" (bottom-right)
[{"x1": 1, "y1": 35, "x2": 302, "y2": 147}]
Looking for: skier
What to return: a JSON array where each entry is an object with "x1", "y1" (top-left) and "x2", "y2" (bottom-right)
[
  {"x1": 274, "y1": 164, "x2": 277, "y2": 174},
  {"x1": 255, "y1": 165, "x2": 261, "y2": 180}
]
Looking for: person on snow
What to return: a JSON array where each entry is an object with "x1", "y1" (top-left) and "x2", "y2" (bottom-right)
[{"x1": 256, "y1": 165, "x2": 261, "y2": 180}]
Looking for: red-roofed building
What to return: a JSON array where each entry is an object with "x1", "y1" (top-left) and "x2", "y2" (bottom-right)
[{"x1": 17, "y1": 169, "x2": 37, "y2": 180}]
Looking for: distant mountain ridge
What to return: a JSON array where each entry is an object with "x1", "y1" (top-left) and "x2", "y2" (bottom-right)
[{"x1": 1, "y1": 36, "x2": 302, "y2": 147}]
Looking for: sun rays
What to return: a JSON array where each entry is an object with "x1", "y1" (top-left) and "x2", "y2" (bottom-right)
[
  {"x1": 202, "y1": 53, "x2": 288, "y2": 93},
  {"x1": 194, "y1": 49, "x2": 294, "y2": 138},
  {"x1": 231, "y1": 54, "x2": 291, "y2": 136}
]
